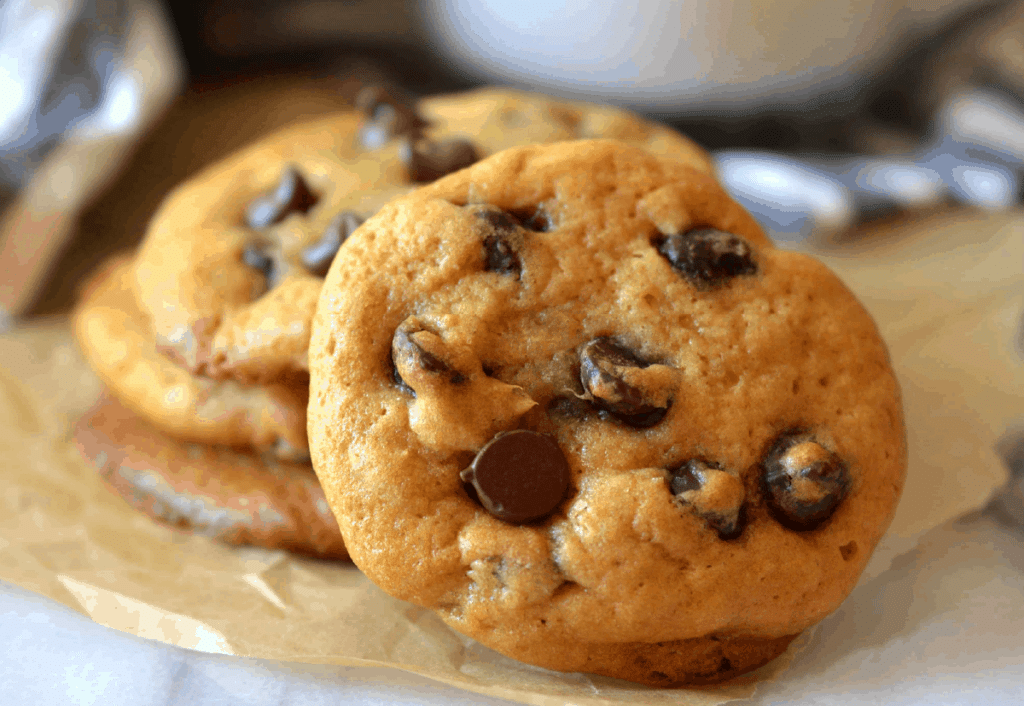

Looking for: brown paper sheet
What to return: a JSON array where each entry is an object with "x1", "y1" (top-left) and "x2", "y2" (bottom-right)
[
  {"x1": 0, "y1": 208, "x2": 1017, "y2": 705},
  {"x1": 811, "y1": 209, "x2": 1020, "y2": 575}
]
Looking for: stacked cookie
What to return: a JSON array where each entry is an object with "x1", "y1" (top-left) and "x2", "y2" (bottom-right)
[
  {"x1": 72, "y1": 88, "x2": 713, "y2": 560},
  {"x1": 307, "y1": 140, "x2": 907, "y2": 683}
]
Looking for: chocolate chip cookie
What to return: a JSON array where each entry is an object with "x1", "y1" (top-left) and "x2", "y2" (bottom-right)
[
  {"x1": 123, "y1": 88, "x2": 712, "y2": 455},
  {"x1": 72, "y1": 256, "x2": 345, "y2": 557},
  {"x1": 307, "y1": 139, "x2": 906, "y2": 685},
  {"x1": 74, "y1": 256, "x2": 309, "y2": 455},
  {"x1": 74, "y1": 392, "x2": 346, "y2": 559}
]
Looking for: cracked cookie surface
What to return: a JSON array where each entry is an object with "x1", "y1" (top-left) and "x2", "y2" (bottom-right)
[{"x1": 308, "y1": 139, "x2": 906, "y2": 685}]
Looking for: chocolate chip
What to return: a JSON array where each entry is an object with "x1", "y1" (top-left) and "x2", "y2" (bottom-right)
[
  {"x1": 484, "y1": 234, "x2": 520, "y2": 275},
  {"x1": 655, "y1": 228, "x2": 756, "y2": 288},
  {"x1": 669, "y1": 459, "x2": 706, "y2": 495},
  {"x1": 475, "y1": 206, "x2": 522, "y2": 232},
  {"x1": 579, "y1": 338, "x2": 669, "y2": 427},
  {"x1": 467, "y1": 205, "x2": 525, "y2": 276},
  {"x1": 460, "y1": 430, "x2": 570, "y2": 523},
  {"x1": 400, "y1": 137, "x2": 480, "y2": 182},
  {"x1": 520, "y1": 205, "x2": 553, "y2": 232},
  {"x1": 300, "y1": 211, "x2": 364, "y2": 277},
  {"x1": 356, "y1": 86, "x2": 428, "y2": 148},
  {"x1": 669, "y1": 459, "x2": 744, "y2": 539},
  {"x1": 391, "y1": 319, "x2": 466, "y2": 394},
  {"x1": 245, "y1": 166, "x2": 319, "y2": 230},
  {"x1": 242, "y1": 241, "x2": 277, "y2": 287},
  {"x1": 499, "y1": 205, "x2": 551, "y2": 233},
  {"x1": 761, "y1": 434, "x2": 849, "y2": 531}
]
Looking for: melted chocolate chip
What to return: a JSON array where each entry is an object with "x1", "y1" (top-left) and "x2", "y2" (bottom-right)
[
  {"x1": 460, "y1": 430, "x2": 570, "y2": 523},
  {"x1": 391, "y1": 319, "x2": 465, "y2": 394},
  {"x1": 356, "y1": 86, "x2": 428, "y2": 148},
  {"x1": 400, "y1": 137, "x2": 480, "y2": 182},
  {"x1": 245, "y1": 166, "x2": 319, "y2": 230},
  {"x1": 301, "y1": 211, "x2": 364, "y2": 277},
  {"x1": 655, "y1": 228, "x2": 756, "y2": 288},
  {"x1": 579, "y1": 337, "x2": 669, "y2": 427},
  {"x1": 669, "y1": 459, "x2": 744, "y2": 539},
  {"x1": 761, "y1": 434, "x2": 849, "y2": 531}
]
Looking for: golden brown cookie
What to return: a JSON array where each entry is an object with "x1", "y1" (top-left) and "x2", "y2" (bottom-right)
[
  {"x1": 73, "y1": 256, "x2": 343, "y2": 557},
  {"x1": 307, "y1": 139, "x2": 906, "y2": 685},
  {"x1": 123, "y1": 88, "x2": 711, "y2": 454},
  {"x1": 74, "y1": 256, "x2": 309, "y2": 456},
  {"x1": 74, "y1": 391, "x2": 346, "y2": 559}
]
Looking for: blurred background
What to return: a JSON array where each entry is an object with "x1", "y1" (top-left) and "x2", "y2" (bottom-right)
[{"x1": 2, "y1": 0, "x2": 1024, "y2": 321}]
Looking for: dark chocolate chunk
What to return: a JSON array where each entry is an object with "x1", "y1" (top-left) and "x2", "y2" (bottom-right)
[
  {"x1": 300, "y1": 211, "x2": 364, "y2": 277},
  {"x1": 245, "y1": 166, "x2": 319, "y2": 230},
  {"x1": 400, "y1": 137, "x2": 480, "y2": 182},
  {"x1": 460, "y1": 430, "x2": 570, "y2": 523},
  {"x1": 579, "y1": 337, "x2": 669, "y2": 427},
  {"x1": 655, "y1": 228, "x2": 756, "y2": 288},
  {"x1": 668, "y1": 459, "x2": 744, "y2": 539},
  {"x1": 761, "y1": 434, "x2": 849, "y2": 531},
  {"x1": 391, "y1": 319, "x2": 465, "y2": 394},
  {"x1": 356, "y1": 86, "x2": 428, "y2": 148}
]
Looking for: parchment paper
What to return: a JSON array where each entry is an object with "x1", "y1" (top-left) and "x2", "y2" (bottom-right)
[
  {"x1": 0, "y1": 208, "x2": 1017, "y2": 705},
  {"x1": 810, "y1": 207, "x2": 1021, "y2": 577}
]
